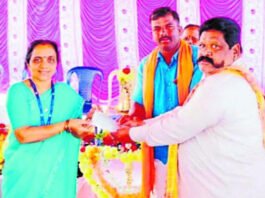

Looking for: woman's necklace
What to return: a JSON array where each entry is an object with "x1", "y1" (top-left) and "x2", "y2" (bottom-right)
[{"x1": 29, "y1": 79, "x2": 55, "y2": 125}]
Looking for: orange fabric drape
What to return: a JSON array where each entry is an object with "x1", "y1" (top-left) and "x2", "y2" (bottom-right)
[
  {"x1": 221, "y1": 66, "x2": 265, "y2": 145},
  {"x1": 141, "y1": 40, "x2": 194, "y2": 197}
]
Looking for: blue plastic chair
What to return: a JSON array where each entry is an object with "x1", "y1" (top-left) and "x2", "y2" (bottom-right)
[{"x1": 66, "y1": 66, "x2": 104, "y2": 114}]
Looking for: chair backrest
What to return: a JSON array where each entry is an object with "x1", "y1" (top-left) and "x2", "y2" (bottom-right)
[
  {"x1": 107, "y1": 69, "x2": 119, "y2": 109},
  {"x1": 66, "y1": 66, "x2": 104, "y2": 114}
]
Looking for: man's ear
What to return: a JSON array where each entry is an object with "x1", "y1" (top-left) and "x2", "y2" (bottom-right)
[{"x1": 231, "y1": 43, "x2": 241, "y2": 61}]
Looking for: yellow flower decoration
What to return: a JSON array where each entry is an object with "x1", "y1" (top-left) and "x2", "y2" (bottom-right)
[
  {"x1": 117, "y1": 67, "x2": 135, "y2": 85},
  {"x1": 0, "y1": 123, "x2": 9, "y2": 171},
  {"x1": 79, "y1": 145, "x2": 141, "y2": 197}
]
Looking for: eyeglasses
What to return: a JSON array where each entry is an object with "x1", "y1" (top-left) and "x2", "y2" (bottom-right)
[{"x1": 31, "y1": 56, "x2": 56, "y2": 64}]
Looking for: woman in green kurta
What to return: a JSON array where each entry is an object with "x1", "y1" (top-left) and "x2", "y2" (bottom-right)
[{"x1": 2, "y1": 40, "x2": 91, "y2": 198}]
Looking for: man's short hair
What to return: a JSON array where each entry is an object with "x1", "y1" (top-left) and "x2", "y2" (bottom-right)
[
  {"x1": 184, "y1": 24, "x2": 200, "y2": 30},
  {"x1": 199, "y1": 17, "x2": 242, "y2": 52},
  {"x1": 149, "y1": 7, "x2": 179, "y2": 23}
]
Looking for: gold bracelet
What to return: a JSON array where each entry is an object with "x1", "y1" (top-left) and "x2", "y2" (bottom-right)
[{"x1": 64, "y1": 119, "x2": 71, "y2": 132}]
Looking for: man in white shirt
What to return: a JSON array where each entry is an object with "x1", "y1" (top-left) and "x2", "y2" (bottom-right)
[{"x1": 113, "y1": 17, "x2": 265, "y2": 198}]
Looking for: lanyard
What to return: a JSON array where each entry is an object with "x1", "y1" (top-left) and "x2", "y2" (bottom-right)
[{"x1": 29, "y1": 79, "x2": 55, "y2": 126}]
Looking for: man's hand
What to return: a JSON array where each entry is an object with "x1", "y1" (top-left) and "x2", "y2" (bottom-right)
[
  {"x1": 118, "y1": 115, "x2": 144, "y2": 127},
  {"x1": 118, "y1": 102, "x2": 146, "y2": 126},
  {"x1": 118, "y1": 115, "x2": 132, "y2": 125},
  {"x1": 112, "y1": 126, "x2": 134, "y2": 145}
]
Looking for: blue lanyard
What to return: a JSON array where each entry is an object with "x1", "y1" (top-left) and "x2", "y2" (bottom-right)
[{"x1": 29, "y1": 79, "x2": 55, "y2": 126}]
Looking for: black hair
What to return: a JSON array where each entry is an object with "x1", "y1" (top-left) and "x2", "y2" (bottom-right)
[
  {"x1": 199, "y1": 17, "x2": 242, "y2": 52},
  {"x1": 25, "y1": 39, "x2": 59, "y2": 65},
  {"x1": 184, "y1": 24, "x2": 200, "y2": 30},
  {"x1": 149, "y1": 7, "x2": 179, "y2": 23},
  {"x1": 22, "y1": 40, "x2": 59, "y2": 80}
]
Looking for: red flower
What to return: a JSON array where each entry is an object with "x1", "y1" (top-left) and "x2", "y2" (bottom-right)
[
  {"x1": 130, "y1": 143, "x2": 138, "y2": 151},
  {"x1": 0, "y1": 123, "x2": 8, "y2": 135},
  {"x1": 0, "y1": 129, "x2": 7, "y2": 135},
  {"x1": 102, "y1": 134, "x2": 117, "y2": 146},
  {"x1": 83, "y1": 133, "x2": 95, "y2": 143},
  {"x1": 0, "y1": 123, "x2": 6, "y2": 128},
  {"x1": 118, "y1": 142, "x2": 139, "y2": 152},
  {"x1": 80, "y1": 146, "x2": 86, "y2": 152},
  {"x1": 122, "y1": 67, "x2": 130, "y2": 74}
]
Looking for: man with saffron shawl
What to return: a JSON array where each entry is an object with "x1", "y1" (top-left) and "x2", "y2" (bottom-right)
[
  {"x1": 119, "y1": 7, "x2": 202, "y2": 197},
  {"x1": 115, "y1": 17, "x2": 265, "y2": 198}
]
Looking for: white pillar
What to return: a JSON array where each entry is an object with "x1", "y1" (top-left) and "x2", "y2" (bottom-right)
[
  {"x1": 114, "y1": 0, "x2": 139, "y2": 70},
  {"x1": 59, "y1": 0, "x2": 83, "y2": 80},
  {"x1": 177, "y1": 0, "x2": 201, "y2": 27},
  {"x1": 242, "y1": 0, "x2": 265, "y2": 89},
  {"x1": 8, "y1": 0, "x2": 27, "y2": 84}
]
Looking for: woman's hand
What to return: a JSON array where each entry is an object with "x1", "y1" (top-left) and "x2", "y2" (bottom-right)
[
  {"x1": 67, "y1": 119, "x2": 94, "y2": 139},
  {"x1": 85, "y1": 104, "x2": 102, "y2": 120}
]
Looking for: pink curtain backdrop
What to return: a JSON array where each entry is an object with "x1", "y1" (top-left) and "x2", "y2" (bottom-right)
[
  {"x1": 0, "y1": 0, "x2": 245, "y2": 100},
  {"x1": 27, "y1": 0, "x2": 63, "y2": 81},
  {"x1": 200, "y1": 0, "x2": 242, "y2": 26},
  {"x1": 137, "y1": 0, "x2": 177, "y2": 59},
  {"x1": 0, "y1": 0, "x2": 8, "y2": 92},
  {"x1": 80, "y1": 0, "x2": 118, "y2": 100}
]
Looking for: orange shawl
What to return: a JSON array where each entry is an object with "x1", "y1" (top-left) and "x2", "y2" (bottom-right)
[
  {"x1": 221, "y1": 66, "x2": 265, "y2": 144},
  {"x1": 141, "y1": 40, "x2": 194, "y2": 197}
]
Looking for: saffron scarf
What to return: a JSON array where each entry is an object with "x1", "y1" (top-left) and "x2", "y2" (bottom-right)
[
  {"x1": 221, "y1": 66, "x2": 265, "y2": 143},
  {"x1": 142, "y1": 40, "x2": 194, "y2": 197},
  {"x1": 186, "y1": 66, "x2": 265, "y2": 146}
]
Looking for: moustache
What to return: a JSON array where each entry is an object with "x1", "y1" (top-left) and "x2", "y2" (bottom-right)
[
  {"x1": 197, "y1": 56, "x2": 214, "y2": 65},
  {"x1": 159, "y1": 36, "x2": 171, "y2": 42}
]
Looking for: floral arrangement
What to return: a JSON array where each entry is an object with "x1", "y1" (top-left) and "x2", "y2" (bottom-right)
[
  {"x1": 79, "y1": 125, "x2": 141, "y2": 197},
  {"x1": 0, "y1": 123, "x2": 9, "y2": 170},
  {"x1": 117, "y1": 67, "x2": 135, "y2": 113},
  {"x1": 79, "y1": 145, "x2": 141, "y2": 197},
  {"x1": 80, "y1": 129, "x2": 139, "y2": 152},
  {"x1": 117, "y1": 67, "x2": 135, "y2": 86}
]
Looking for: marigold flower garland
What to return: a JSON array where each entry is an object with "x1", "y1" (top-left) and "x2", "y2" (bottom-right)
[{"x1": 79, "y1": 145, "x2": 141, "y2": 197}]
